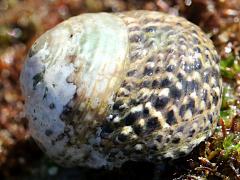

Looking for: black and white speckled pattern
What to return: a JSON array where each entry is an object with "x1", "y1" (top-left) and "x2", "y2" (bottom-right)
[{"x1": 98, "y1": 11, "x2": 222, "y2": 166}]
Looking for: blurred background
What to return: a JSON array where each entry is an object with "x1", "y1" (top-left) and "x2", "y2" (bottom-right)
[{"x1": 0, "y1": 0, "x2": 240, "y2": 179}]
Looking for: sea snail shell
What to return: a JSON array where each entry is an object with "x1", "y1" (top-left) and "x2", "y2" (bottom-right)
[{"x1": 20, "y1": 10, "x2": 222, "y2": 169}]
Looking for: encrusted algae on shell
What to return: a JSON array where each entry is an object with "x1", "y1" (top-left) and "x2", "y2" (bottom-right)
[{"x1": 20, "y1": 11, "x2": 222, "y2": 169}]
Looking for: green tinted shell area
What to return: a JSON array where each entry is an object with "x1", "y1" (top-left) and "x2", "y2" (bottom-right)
[{"x1": 21, "y1": 11, "x2": 222, "y2": 169}]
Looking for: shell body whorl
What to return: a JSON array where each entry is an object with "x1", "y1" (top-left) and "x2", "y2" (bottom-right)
[{"x1": 20, "y1": 11, "x2": 222, "y2": 169}]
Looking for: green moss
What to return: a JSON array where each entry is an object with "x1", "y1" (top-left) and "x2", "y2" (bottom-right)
[
  {"x1": 220, "y1": 109, "x2": 236, "y2": 127},
  {"x1": 223, "y1": 133, "x2": 240, "y2": 157},
  {"x1": 220, "y1": 54, "x2": 240, "y2": 79},
  {"x1": 221, "y1": 83, "x2": 236, "y2": 110}
]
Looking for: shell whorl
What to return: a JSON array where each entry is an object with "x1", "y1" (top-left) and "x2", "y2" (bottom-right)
[{"x1": 20, "y1": 11, "x2": 222, "y2": 168}]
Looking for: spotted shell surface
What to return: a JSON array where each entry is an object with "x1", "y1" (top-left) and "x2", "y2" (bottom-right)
[{"x1": 20, "y1": 10, "x2": 222, "y2": 169}]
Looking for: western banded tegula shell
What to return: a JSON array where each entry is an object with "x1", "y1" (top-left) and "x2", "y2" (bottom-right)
[{"x1": 20, "y1": 10, "x2": 222, "y2": 169}]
